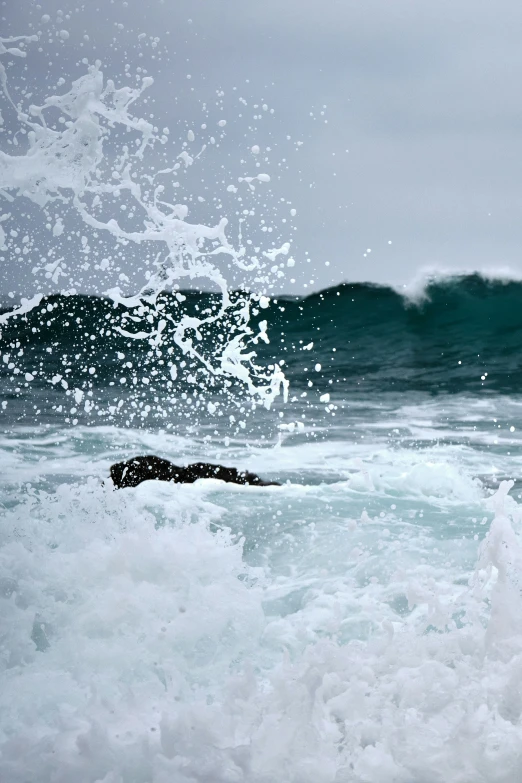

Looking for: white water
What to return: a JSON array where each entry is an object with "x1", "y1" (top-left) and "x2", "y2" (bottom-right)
[{"x1": 2, "y1": 400, "x2": 522, "y2": 781}]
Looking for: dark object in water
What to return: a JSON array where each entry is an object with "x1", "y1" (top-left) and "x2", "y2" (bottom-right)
[{"x1": 110, "y1": 455, "x2": 280, "y2": 489}]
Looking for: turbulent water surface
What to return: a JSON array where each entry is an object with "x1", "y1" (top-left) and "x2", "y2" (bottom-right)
[{"x1": 3, "y1": 277, "x2": 522, "y2": 781}]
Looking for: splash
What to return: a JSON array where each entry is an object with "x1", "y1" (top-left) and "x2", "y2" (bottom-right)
[{"x1": 0, "y1": 37, "x2": 289, "y2": 411}]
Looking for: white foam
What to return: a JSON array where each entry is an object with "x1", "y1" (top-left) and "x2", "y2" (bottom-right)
[
  {"x1": 392, "y1": 266, "x2": 522, "y2": 304},
  {"x1": 2, "y1": 440, "x2": 522, "y2": 781}
]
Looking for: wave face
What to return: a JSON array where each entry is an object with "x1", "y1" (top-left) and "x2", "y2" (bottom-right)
[
  {"x1": 271, "y1": 273, "x2": 522, "y2": 394},
  {"x1": 2, "y1": 274, "x2": 521, "y2": 415}
]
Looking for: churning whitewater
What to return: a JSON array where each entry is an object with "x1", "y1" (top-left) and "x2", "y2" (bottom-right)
[{"x1": 2, "y1": 24, "x2": 522, "y2": 783}]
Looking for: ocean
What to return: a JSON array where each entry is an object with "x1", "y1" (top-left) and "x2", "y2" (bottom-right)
[
  {"x1": 2, "y1": 37, "x2": 522, "y2": 782},
  {"x1": 2, "y1": 277, "x2": 522, "y2": 782}
]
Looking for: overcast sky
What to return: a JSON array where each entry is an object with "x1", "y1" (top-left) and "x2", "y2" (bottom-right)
[{"x1": 3, "y1": 0, "x2": 522, "y2": 295}]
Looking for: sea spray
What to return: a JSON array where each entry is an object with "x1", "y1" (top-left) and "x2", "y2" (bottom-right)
[{"x1": 0, "y1": 36, "x2": 289, "y2": 422}]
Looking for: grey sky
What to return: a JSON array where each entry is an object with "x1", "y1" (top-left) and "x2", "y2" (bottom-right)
[{"x1": 3, "y1": 0, "x2": 522, "y2": 295}]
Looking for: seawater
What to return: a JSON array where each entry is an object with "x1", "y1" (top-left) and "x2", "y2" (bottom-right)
[
  {"x1": 3, "y1": 29, "x2": 522, "y2": 783},
  {"x1": 3, "y1": 292, "x2": 522, "y2": 780}
]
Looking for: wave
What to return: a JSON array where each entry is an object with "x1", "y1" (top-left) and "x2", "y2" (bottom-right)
[
  {"x1": 1, "y1": 274, "x2": 522, "y2": 410},
  {"x1": 271, "y1": 272, "x2": 522, "y2": 393}
]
